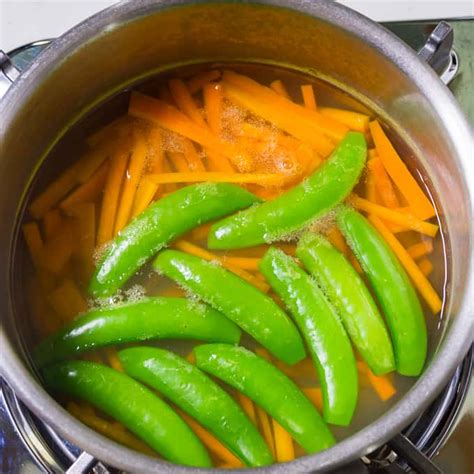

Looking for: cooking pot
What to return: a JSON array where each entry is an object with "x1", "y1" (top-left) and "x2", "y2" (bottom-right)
[{"x1": 0, "y1": 1, "x2": 472, "y2": 472}]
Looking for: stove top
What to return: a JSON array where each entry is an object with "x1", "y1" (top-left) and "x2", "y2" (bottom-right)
[{"x1": 1, "y1": 18, "x2": 473, "y2": 474}]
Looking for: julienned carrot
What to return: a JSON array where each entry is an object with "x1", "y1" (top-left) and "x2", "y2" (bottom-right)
[
  {"x1": 191, "y1": 223, "x2": 212, "y2": 241},
  {"x1": 178, "y1": 410, "x2": 243, "y2": 467},
  {"x1": 221, "y1": 257, "x2": 260, "y2": 271},
  {"x1": 161, "y1": 156, "x2": 178, "y2": 194},
  {"x1": 357, "y1": 362, "x2": 396, "y2": 401},
  {"x1": 203, "y1": 83, "x2": 223, "y2": 136},
  {"x1": 97, "y1": 151, "x2": 129, "y2": 246},
  {"x1": 368, "y1": 157, "x2": 399, "y2": 208},
  {"x1": 172, "y1": 240, "x2": 270, "y2": 292},
  {"x1": 114, "y1": 131, "x2": 149, "y2": 234},
  {"x1": 42, "y1": 209, "x2": 62, "y2": 241},
  {"x1": 272, "y1": 420, "x2": 295, "y2": 462},
  {"x1": 183, "y1": 139, "x2": 206, "y2": 172},
  {"x1": 236, "y1": 392, "x2": 257, "y2": 424},
  {"x1": 270, "y1": 79, "x2": 291, "y2": 100},
  {"x1": 169, "y1": 78, "x2": 207, "y2": 128},
  {"x1": 205, "y1": 150, "x2": 235, "y2": 173},
  {"x1": 67, "y1": 402, "x2": 156, "y2": 456},
  {"x1": 76, "y1": 141, "x2": 116, "y2": 184},
  {"x1": 60, "y1": 160, "x2": 109, "y2": 210},
  {"x1": 168, "y1": 152, "x2": 190, "y2": 172},
  {"x1": 48, "y1": 278, "x2": 87, "y2": 321},
  {"x1": 64, "y1": 203, "x2": 95, "y2": 278},
  {"x1": 368, "y1": 215, "x2": 442, "y2": 313},
  {"x1": 132, "y1": 179, "x2": 161, "y2": 217},
  {"x1": 86, "y1": 116, "x2": 130, "y2": 148},
  {"x1": 22, "y1": 222, "x2": 44, "y2": 267},
  {"x1": 146, "y1": 172, "x2": 284, "y2": 186},
  {"x1": 129, "y1": 92, "x2": 252, "y2": 171},
  {"x1": 187, "y1": 70, "x2": 222, "y2": 94},
  {"x1": 37, "y1": 221, "x2": 74, "y2": 274},
  {"x1": 418, "y1": 258, "x2": 434, "y2": 276},
  {"x1": 104, "y1": 347, "x2": 124, "y2": 372},
  {"x1": 407, "y1": 240, "x2": 434, "y2": 260},
  {"x1": 369, "y1": 121, "x2": 435, "y2": 220},
  {"x1": 349, "y1": 195, "x2": 438, "y2": 237},
  {"x1": 29, "y1": 159, "x2": 83, "y2": 219},
  {"x1": 365, "y1": 161, "x2": 380, "y2": 204},
  {"x1": 302, "y1": 388, "x2": 323, "y2": 411},
  {"x1": 223, "y1": 71, "x2": 348, "y2": 143},
  {"x1": 256, "y1": 406, "x2": 275, "y2": 458},
  {"x1": 274, "y1": 357, "x2": 315, "y2": 379},
  {"x1": 319, "y1": 107, "x2": 369, "y2": 133},
  {"x1": 300, "y1": 85, "x2": 317, "y2": 111},
  {"x1": 326, "y1": 227, "x2": 350, "y2": 256},
  {"x1": 222, "y1": 80, "x2": 334, "y2": 157}
]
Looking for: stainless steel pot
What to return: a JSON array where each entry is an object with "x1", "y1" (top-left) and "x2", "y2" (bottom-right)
[{"x1": 0, "y1": 1, "x2": 472, "y2": 472}]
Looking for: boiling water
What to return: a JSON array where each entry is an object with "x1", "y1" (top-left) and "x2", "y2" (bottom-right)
[{"x1": 18, "y1": 63, "x2": 447, "y2": 456}]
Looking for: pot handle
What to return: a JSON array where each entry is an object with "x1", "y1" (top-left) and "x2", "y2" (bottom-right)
[
  {"x1": 417, "y1": 21, "x2": 459, "y2": 85},
  {"x1": 0, "y1": 50, "x2": 20, "y2": 100}
]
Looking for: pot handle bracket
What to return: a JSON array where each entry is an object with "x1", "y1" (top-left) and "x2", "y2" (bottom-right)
[
  {"x1": 417, "y1": 21, "x2": 459, "y2": 85},
  {"x1": 0, "y1": 50, "x2": 20, "y2": 100}
]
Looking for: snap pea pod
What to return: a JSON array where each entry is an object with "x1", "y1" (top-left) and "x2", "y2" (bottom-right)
[
  {"x1": 119, "y1": 346, "x2": 273, "y2": 467},
  {"x1": 42, "y1": 360, "x2": 211, "y2": 467},
  {"x1": 337, "y1": 206, "x2": 427, "y2": 376},
  {"x1": 195, "y1": 344, "x2": 335, "y2": 452},
  {"x1": 208, "y1": 132, "x2": 366, "y2": 249},
  {"x1": 297, "y1": 233, "x2": 395, "y2": 375},
  {"x1": 153, "y1": 250, "x2": 306, "y2": 365},
  {"x1": 259, "y1": 247, "x2": 358, "y2": 426},
  {"x1": 34, "y1": 297, "x2": 241, "y2": 367},
  {"x1": 89, "y1": 183, "x2": 260, "y2": 297}
]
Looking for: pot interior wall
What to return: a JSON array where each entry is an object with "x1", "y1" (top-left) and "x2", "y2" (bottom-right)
[{"x1": 1, "y1": 0, "x2": 470, "y2": 437}]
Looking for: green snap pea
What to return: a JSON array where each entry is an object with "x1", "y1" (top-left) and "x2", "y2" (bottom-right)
[
  {"x1": 195, "y1": 344, "x2": 335, "y2": 453},
  {"x1": 337, "y1": 206, "x2": 427, "y2": 376},
  {"x1": 259, "y1": 247, "x2": 358, "y2": 426},
  {"x1": 207, "y1": 132, "x2": 366, "y2": 249},
  {"x1": 297, "y1": 233, "x2": 395, "y2": 375},
  {"x1": 119, "y1": 346, "x2": 273, "y2": 467},
  {"x1": 89, "y1": 183, "x2": 259, "y2": 297},
  {"x1": 42, "y1": 360, "x2": 211, "y2": 467},
  {"x1": 153, "y1": 250, "x2": 306, "y2": 365},
  {"x1": 34, "y1": 297, "x2": 241, "y2": 367}
]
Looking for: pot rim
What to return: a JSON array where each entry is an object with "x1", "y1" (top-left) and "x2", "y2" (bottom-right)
[{"x1": 1, "y1": 1, "x2": 473, "y2": 472}]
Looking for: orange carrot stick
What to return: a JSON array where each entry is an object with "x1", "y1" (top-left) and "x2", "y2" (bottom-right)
[
  {"x1": 256, "y1": 406, "x2": 275, "y2": 458},
  {"x1": 42, "y1": 209, "x2": 62, "y2": 241},
  {"x1": 22, "y1": 222, "x2": 44, "y2": 267},
  {"x1": 203, "y1": 82, "x2": 223, "y2": 135},
  {"x1": 37, "y1": 222, "x2": 74, "y2": 274},
  {"x1": 358, "y1": 362, "x2": 396, "y2": 401},
  {"x1": 221, "y1": 257, "x2": 260, "y2": 271},
  {"x1": 179, "y1": 410, "x2": 243, "y2": 466},
  {"x1": 236, "y1": 392, "x2": 257, "y2": 424},
  {"x1": 168, "y1": 152, "x2": 190, "y2": 172},
  {"x1": 169, "y1": 78, "x2": 207, "y2": 128},
  {"x1": 368, "y1": 215, "x2": 442, "y2": 313},
  {"x1": 418, "y1": 257, "x2": 434, "y2": 276},
  {"x1": 407, "y1": 240, "x2": 434, "y2": 260},
  {"x1": 349, "y1": 195, "x2": 438, "y2": 237},
  {"x1": 129, "y1": 92, "x2": 252, "y2": 171},
  {"x1": 29, "y1": 160, "x2": 83, "y2": 219},
  {"x1": 114, "y1": 131, "x2": 149, "y2": 234},
  {"x1": 270, "y1": 79, "x2": 291, "y2": 99},
  {"x1": 272, "y1": 420, "x2": 295, "y2": 462},
  {"x1": 205, "y1": 150, "x2": 235, "y2": 173},
  {"x1": 104, "y1": 347, "x2": 124, "y2": 372},
  {"x1": 97, "y1": 151, "x2": 129, "y2": 246},
  {"x1": 222, "y1": 80, "x2": 335, "y2": 157},
  {"x1": 60, "y1": 160, "x2": 109, "y2": 210},
  {"x1": 369, "y1": 121, "x2": 435, "y2": 219},
  {"x1": 187, "y1": 70, "x2": 221, "y2": 94},
  {"x1": 183, "y1": 139, "x2": 206, "y2": 172},
  {"x1": 368, "y1": 156, "x2": 399, "y2": 208},
  {"x1": 300, "y1": 84, "x2": 317, "y2": 111},
  {"x1": 365, "y1": 162, "x2": 380, "y2": 204},
  {"x1": 319, "y1": 107, "x2": 369, "y2": 133},
  {"x1": 49, "y1": 278, "x2": 88, "y2": 321},
  {"x1": 326, "y1": 227, "x2": 350, "y2": 256},
  {"x1": 223, "y1": 71, "x2": 347, "y2": 143},
  {"x1": 146, "y1": 172, "x2": 284, "y2": 186},
  {"x1": 302, "y1": 387, "x2": 324, "y2": 411}
]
